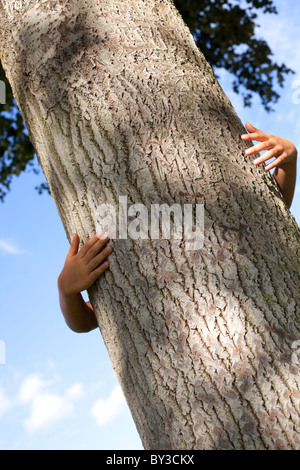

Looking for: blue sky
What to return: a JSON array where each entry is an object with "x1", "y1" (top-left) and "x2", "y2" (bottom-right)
[{"x1": 0, "y1": 0, "x2": 299, "y2": 450}]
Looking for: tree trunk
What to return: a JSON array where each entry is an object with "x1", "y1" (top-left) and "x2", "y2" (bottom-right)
[{"x1": 1, "y1": 0, "x2": 299, "y2": 450}]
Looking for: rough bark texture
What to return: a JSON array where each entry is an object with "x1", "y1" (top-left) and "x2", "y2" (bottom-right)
[{"x1": 0, "y1": 0, "x2": 299, "y2": 450}]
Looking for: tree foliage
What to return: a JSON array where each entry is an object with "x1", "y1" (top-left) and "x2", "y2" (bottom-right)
[
  {"x1": 174, "y1": 0, "x2": 294, "y2": 111},
  {"x1": 0, "y1": 64, "x2": 41, "y2": 201},
  {"x1": 0, "y1": 0, "x2": 294, "y2": 201}
]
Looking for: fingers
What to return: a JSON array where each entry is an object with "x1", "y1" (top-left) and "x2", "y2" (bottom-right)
[
  {"x1": 253, "y1": 147, "x2": 283, "y2": 167},
  {"x1": 66, "y1": 233, "x2": 80, "y2": 259},
  {"x1": 241, "y1": 132, "x2": 267, "y2": 142},
  {"x1": 88, "y1": 260, "x2": 110, "y2": 284},
  {"x1": 78, "y1": 233, "x2": 108, "y2": 259},
  {"x1": 265, "y1": 159, "x2": 282, "y2": 172},
  {"x1": 84, "y1": 233, "x2": 111, "y2": 263},
  {"x1": 88, "y1": 244, "x2": 113, "y2": 271},
  {"x1": 245, "y1": 122, "x2": 258, "y2": 134},
  {"x1": 245, "y1": 141, "x2": 272, "y2": 156},
  {"x1": 241, "y1": 123, "x2": 282, "y2": 172},
  {"x1": 241, "y1": 122, "x2": 271, "y2": 142}
]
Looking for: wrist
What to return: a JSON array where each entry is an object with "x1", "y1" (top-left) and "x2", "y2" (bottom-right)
[{"x1": 57, "y1": 275, "x2": 78, "y2": 298}]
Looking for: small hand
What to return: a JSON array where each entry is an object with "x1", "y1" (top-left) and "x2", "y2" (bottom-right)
[
  {"x1": 58, "y1": 232, "x2": 113, "y2": 296},
  {"x1": 241, "y1": 122, "x2": 297, "y2": 171}
]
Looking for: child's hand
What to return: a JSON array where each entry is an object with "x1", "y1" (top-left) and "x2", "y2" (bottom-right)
[
  {"x1": 58, "y1": 233, "x2": 113, "y2": 296},
  {"x1": 241, "y1": 122, "x2": 297, "y2": 171}
]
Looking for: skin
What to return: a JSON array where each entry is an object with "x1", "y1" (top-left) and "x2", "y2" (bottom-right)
[
  {"x1": 57, "y1": 232, "x2": 113, "y2": 333},
  {"x1": 58, "y1": 123, "x2": 297, "y2": 333},
  {"x1": 241, "y1": 122, "x2": 297, "y2": 209}
]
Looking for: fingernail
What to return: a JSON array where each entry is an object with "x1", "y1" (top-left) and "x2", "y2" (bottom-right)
[
  {"x1": 253, "y1": 159, "x2": 259, "y2": 164},
  {"x1": 245, "y1": 149, "x2": 251, "y2": 155},
  {"x1": 97, "y1": 232, "x2": 109, "y2": 240},
  {"x1": 241, "y1": 135, "x2": 247, "y2": 139}
]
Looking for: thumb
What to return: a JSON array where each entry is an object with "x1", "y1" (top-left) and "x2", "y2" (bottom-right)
[
  {"x1": 245, "y1": 122, "x2": 259, "y2": 133},
  {"x1": 67, "y1": 233, "x2": 79, "y2": 259}
]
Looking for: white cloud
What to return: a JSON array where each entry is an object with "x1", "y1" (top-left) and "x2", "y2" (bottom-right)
[
  {"x1": 23, "y1": 382, "x2": 84, "y2": 434},
  {"x1": 91, "y1": 385, "x2": 126, "y2": 427},
  {"x1": 24, "y1": 391, "x2": 72, "y2": 434},
  {"x1": 0, "y1": 372, "x2": 84, "y2": 435},
  {"x1": 18, "y1": 374, "x2": 50, "y2": 405},
  {"x1": 0, "y1": 238, "x2": 24, "y2": 255},
  {"x1": 65, "y1": 383, "x2": 83, "y2": 400}
]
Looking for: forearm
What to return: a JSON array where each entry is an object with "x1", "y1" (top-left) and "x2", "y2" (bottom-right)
[
  {"x1": 58, "y1": 281, "x2": 98, "y2": 333},
  {"x1": 273, "y1": 156, "x2": 297, "y2": 209}
]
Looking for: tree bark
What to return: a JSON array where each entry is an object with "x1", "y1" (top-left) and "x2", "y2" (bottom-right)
[{"x1": 0, "y1": 0, "x2": 299, "y2": 450}]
